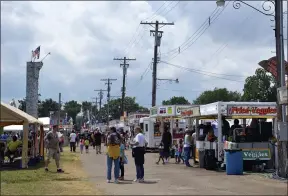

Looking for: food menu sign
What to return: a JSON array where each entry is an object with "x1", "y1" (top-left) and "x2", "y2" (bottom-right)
[
  {"x1": 175, "y1": 106, "x2": 192, "y2": 116},
  {"x1": 180, "y1": 106, "x2": 200, "y2": 118},
  {"x1": 158, "y1": 106, "x2": 174, "y2": 116},
  {"x1": 227, "y1": 105, "x2": 277, "y2": 117}
]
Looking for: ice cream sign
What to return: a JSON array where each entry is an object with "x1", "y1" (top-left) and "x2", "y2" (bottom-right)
[{"x1": 227, "y1": 105, "x2": 277, "y2": 116}]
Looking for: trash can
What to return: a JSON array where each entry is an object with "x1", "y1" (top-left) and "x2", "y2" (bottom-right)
[
  {"x1": 199, "y1": 149, "x2": 205, "y2": 168},
  {"x1": 225, "y1": 149, "x2": 243, "y2": 175}
]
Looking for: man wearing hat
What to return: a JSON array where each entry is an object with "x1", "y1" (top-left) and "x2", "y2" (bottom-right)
[{"x1": 44, "y1": 125, "x2": 64, "y2": 173}]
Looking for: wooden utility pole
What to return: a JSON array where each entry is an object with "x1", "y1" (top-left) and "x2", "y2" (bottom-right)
[
  {"x1": 113, "y1": 57, "x2": 136, "y2": 116},
  {"x1": 94, "y1": 89, "x2": 107, "y2": 122},
  {"x1": 140, "y1": 21, "x2": 174, "y2": 106},
  {"x1": 101, "y1": 78, "x2": 117, "y2": 125}
]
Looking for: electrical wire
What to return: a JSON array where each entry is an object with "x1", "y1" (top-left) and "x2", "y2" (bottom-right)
[
  {"x1": 160, "y1": 60, "x2": 247, "y2": 77},
  {"x1": 164, "y1": 2, "x2": 230, "y2": 61},
  {"x1": 159, "y1": 61, "x2": 244, "y2": 82}
]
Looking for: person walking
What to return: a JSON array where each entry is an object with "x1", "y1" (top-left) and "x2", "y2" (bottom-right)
[
  {"x1": 69, "y1": 130, "x2": 77, "y2": 152},
  {"x1": 118, "y1": 136, "x2": 126, "y2": 180},
  {"x1": 44, "y1": 125, "x2": 64, "y2": 173},
  {"x1": 161, "y1": 128, "x2": 172, "y2": 163},
  {"x1": 183, "y1": 130, "x2": 193, "y2": 167},
  {"x1": 130, "y1": 126, "x2": 147, "y2": 183},
  {"x1": 94, "y1": 129, "x2": 102, "y2": 154},
  {"x1": 106, "y1": 127, "x2": 121, "y2": 184}
]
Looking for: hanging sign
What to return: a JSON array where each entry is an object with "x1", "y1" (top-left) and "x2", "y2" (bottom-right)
[
  {"x1": 175, "y1": 106, "x2": 191, "y2": 116},
  {"x1": 158, "y1": 106, "x2": 173, "y2": 116},
  {"x1": 277, "y1": 86, "x2": 288, "y2": 105},
  {"x1": 227, "y1": 105, "x2": 277, "y2": 116},
  {"x1": 180, "y1": 106, "x2": 200, "y2": 117}
]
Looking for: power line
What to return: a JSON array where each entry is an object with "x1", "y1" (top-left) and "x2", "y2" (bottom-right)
[
  {"x1": 164, "y1": 2, "x2": 230, "y2": 61},
  {"x1": 159, "y1": 61, "x2": 244, "y2": 82},
  {"x1": 160, "y1": 60, "x2": 247, "y2": 77}
]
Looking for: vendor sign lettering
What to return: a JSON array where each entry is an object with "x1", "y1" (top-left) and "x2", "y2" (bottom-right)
[
  {"x1": 227, "y1": 106, "x2": 277, "y2": 116},
  {"x1": 242, "y1": 149, "x2": 271, "y2": 160},
  {"x1": 180, "y1": 106, "x2": 200, "y2": 117}
]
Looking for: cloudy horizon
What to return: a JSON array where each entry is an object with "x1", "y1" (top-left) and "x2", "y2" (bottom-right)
[{"x1": 1, "y1": 1, "x2": 286, "y2": 107}]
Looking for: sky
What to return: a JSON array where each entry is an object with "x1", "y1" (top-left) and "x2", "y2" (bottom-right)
[{"x1": 1, "y1": 1, "x2": 287, "y2": 108}]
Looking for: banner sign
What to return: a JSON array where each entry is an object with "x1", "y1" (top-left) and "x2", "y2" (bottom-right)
[
  {"x1": 175, "y1": 106, "x2": 191, "y2": 116},
  {"x1": 180, "y1": 106, "x2": 200, "y2": 117},
  {"x1": 227, "y1": 105, "x2": 277, "y2": 116},
  {"x1": 258, "y1": 56, "x2": 288, "y2": 78},
  {"x1": 150, "y1": 107, "x2": 157, "y2": 116},
  {"x1": 242, "y1": 149, "x2": 271, "y2": 160}
]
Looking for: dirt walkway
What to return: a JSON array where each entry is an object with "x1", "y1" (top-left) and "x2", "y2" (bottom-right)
[{"x1": 80, "y1": 147, "x2": 287, "y2": 195}]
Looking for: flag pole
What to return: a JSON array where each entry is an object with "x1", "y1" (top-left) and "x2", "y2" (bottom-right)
[{"x1": 40, "y1": 52, "x2": 51, "y2": 62}]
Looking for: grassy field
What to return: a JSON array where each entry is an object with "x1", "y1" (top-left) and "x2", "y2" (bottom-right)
[{"x1": 1, "y1": 147, "x2": 102, "y2": 195}]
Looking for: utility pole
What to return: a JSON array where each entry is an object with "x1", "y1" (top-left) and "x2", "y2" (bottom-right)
[
  {"x1": 275, "y1": 0, "x2": 287, "y2": 178},
  {"x1": 140, "y1": 20, "x2": 174, "y2": 106},
  {"x1": 91, "y1": 97, "x2": 98, "y2": 119},
  {"x1": 94, "y1": 89, "x2": 106, "y2": 122},
  {"x1": 58, "y1": 93, "x2": 61, "y2": 127},
  {"x1": 113, "y1": 57, "x2": 136, "y2": 116},
  {"x1": 101, "y1": 78, "x2": 117, "y2": 125}
]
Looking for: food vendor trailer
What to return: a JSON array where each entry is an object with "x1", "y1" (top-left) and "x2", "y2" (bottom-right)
[
  {"x1": 143, "y1": 105, "x2": 190, "y2": 150},
  {"x1": 180, "y1": 101, "x2": 277, "y2": 168}
]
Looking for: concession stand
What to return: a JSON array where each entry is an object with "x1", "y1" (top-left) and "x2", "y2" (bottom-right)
[{"x1": 180, "y1": 101, "x2": 277, "y2": 170}]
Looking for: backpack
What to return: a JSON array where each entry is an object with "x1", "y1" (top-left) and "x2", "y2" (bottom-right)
[{"x1": 108, "y1": 132, "x2": 120, "y2": 145}]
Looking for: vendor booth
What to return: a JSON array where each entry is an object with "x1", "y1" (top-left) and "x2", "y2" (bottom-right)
[
  {"x1": 0, "y1": 102, "x2": 44, "y2": 168},
  {"x1": 180, "y1": 101, "x2": 277, "y2": 171},
  {"x1": 145, "y1": 105, "x2": 190, "y2": 149}
]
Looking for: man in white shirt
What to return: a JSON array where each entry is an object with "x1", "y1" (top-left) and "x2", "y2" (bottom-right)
[
  {"x1": 69, "y1": 130, "x2": 77, "y2": 152},
  {"x1": 183, "y1": 130, "x2": 193, "y2": 167},
  {"x1": 130, "y1": 126, "x2": 147, "y2": 182}
]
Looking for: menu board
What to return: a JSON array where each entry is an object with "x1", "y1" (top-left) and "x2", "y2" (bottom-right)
[{"x1": 180, "y1": 106, "x2": 200, "y2": 118}]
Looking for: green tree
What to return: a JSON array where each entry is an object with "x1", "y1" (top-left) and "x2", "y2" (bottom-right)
[
  {"x1": 82, "y1": 101, "x2": 92, "y2": 112},
  {"x1": 38, "y1": 98, "x2": 59, "y2": 117},
  {"x1": 64, "y1": 100, "x2": 81, "y2": 123},
  {"x1": 100, "y1": 97, "x2": 149, "y2": 121},
  {"x1": 242, "y1": 68, "x2": 277, "y2": 102},
  {"x1": 18, "y1": 98, "x2": 26, "y2": 112},
  {"x1": 193, "y1": 88, "x2": 242, "y2": 104},
  {"x1": 162, "y1": 96, "x2": 190, "y2": 105}
]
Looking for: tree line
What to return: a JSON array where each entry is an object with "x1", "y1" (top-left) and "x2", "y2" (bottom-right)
[
  {"x1": 161, "y1": 68, "x2": 277, "y2": 105},
  {"x1": 17, "y1": 68, "x2": 276, "y2": 122}
]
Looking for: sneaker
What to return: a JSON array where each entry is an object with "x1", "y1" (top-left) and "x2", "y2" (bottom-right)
[
  {"x1": 139, "y1": 178, "x2": 144, "y2": 183},
  {"x1": 45, "y1": 168, "x2": 49, "y2": 172},
  {"x1": 133, "y1": 178, "x2": 139, "y2": 182},
  {"x1": 57, "y1": 169, "x2": 64, "y2": 173},
  {"x1": 107, "y1": 179, "x2": 111, "y2": 183},
  {"x1": 114, "y1": 179, "x2": 119, "y2": 184},
  {"x1": 118, "y1": 176, "x2": 124, "y2": 180},
  {"x1": 155, "y1": 162, "x2": 159, "y2": 165}
]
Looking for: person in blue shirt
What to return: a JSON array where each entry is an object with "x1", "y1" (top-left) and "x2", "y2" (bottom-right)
[{"x1": 118, "y1": 135, "x2": 126, "y2": 180}]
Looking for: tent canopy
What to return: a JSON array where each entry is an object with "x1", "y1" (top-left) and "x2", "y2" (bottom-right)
[{"x1": 0, "y1": 102, "x2": 43, "y2": 127}]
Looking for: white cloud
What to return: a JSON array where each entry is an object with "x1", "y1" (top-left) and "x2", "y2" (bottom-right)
[{"x1": 1, "y1": 1, "x2": 277, "y2": 106}]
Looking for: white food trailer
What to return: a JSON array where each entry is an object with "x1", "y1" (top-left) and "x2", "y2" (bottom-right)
[
  {"x1": 180, "y1": 101, "x2": 277, "y2": 168},
  {"x1": 142, "y1": 105, "x2": 190, "y2": 151}
]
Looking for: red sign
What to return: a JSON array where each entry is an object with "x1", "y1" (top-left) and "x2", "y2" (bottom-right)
[
  {"x1": 228, "y1": 106, "x2": 277, "y2": 116},
  {"x1": 181, "y1": 110, "x2": 193, "y2": 116},
  {"x1": 258, "y1": 56, "x2": 288, "y2": 78}
]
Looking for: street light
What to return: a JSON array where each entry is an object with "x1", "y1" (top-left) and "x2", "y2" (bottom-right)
[{"x1": 216, "y1": 0, "x2": 275, "y2": 17}]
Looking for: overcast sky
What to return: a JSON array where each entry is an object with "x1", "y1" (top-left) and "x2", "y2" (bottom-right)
[{"x1": 1, "y1": 1, "x2": 287, "y2": 108}]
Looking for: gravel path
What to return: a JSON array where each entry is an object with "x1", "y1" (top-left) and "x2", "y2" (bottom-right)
[{"x1": 80, "y1": 147, "x2": 287, "y2": 195}]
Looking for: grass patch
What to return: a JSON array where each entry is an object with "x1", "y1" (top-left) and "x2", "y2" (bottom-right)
[{"x1": 1, "y1": 147, "x2": 102, "y2": 195}]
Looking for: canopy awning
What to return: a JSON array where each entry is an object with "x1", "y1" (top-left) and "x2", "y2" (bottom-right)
[{"x1": 0, "y1": 102, "x2": 43, "y2": 127}]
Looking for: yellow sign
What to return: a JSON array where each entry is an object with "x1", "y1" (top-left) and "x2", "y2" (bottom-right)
[{"x1": 167, "y1": 106, "x2": 173, "y2": 115}]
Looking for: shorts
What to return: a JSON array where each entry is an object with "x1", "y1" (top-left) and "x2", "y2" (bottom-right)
[
  {"x1": 85, "y1": 145, "x2": 89, "y2": 150},
  {"x1": 47, "y1": 148, "x2": 60, "y2": 161}
]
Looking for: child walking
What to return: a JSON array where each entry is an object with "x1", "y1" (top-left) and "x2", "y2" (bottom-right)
[
  {"x1": 84, "y1": 138, "x2": 90, "y2": 153},
  {"x1": 118, "y1": 137, "x2": 126, "y2": 180},
  {"x1": 80, "y1": 138, "x2": 85, "y2": 154},
  {"x1": 156, "y1": 143, "x2": 165, "y2": 165},
  {"x1": 174, "y1": 144, "x2": 180, "y2": 163},
  {"x1": 178, "y1": 139, "x2": 185, "y2": 163}
]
